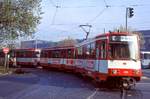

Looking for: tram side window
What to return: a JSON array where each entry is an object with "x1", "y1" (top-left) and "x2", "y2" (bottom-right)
[
  {"x1": 67, "y1": 49, "x2": 73, "y2": 58},
  {"x1": 85, "y1": 43, "x2": 96, "y2": 59},
  {"x1": 41, "y1": 51, "x2": 48, "y2": 58},
  {"x1": 26, "y1": 51, "x2": 31, "y2": 57},
  {"x1": 32, "y1": 51, "x2": 38, "y2": 58},
  {"x1": 77, "y1": 47, "x2": 83, "y2": 59},
  {"x1": 100, "y1": 41, "x2": 106, "y2": 59},
  {"x1": 52, "y1": 50, "x2": 61, "y2": 58},
  {"x1": 87, "y1": 44, "x2": 91, "y2": 55},
  {"x1": 16, "y1": 51, "x2": 22, "y2": 57},
  {"x1": 24, "y1": 51, "x2": 30, "y2": 57},
  {"x1": 21, "y1": 51, "x2": 26, "y2": 57},
  {"x1": 91, "y1": 43, "x2": 96, "y2": 58},
  {"x1": 48, "y1": 50, "x2": 51, "y2": 58}
]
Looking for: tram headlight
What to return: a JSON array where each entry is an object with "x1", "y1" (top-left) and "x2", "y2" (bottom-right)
[
  {"x1": 133, "y1": 70, "x2": 140, "y2": 75},
  {"x1": 112, "y1": 70, "x2": 118, "y2": 74}
]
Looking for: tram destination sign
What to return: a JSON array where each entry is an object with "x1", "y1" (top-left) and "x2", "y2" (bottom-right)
[{"x1": 111, "y1": 36, "x2": 135, "y2": 42}]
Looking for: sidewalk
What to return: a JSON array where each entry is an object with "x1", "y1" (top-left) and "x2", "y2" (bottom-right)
[{"x1": 0, "y1": 66, "x2": 14, "y2": 76}]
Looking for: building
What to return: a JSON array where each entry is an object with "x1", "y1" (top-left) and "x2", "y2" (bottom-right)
[{"x1": 138, "y1": 30, "x2": 150, "y2": 51}]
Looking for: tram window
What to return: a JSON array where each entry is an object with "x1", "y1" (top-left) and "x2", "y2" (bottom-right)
[
  {"x1": 91, "y1": 43, "x2": 96, "y2": 58},
  {"x1": 91, "y1": 43, "x2": 95, "y2": 54},
  {"x1": 109, "y1": 43, "x2": 130, "y2": 59},
  {"x1": 61, "y1": 50, "x2": 66, "y2": 58},
  {"x1": 86, "y1": 44, "x2": 91, "y2": 58},
  {"x1": 100, "y1": 41, "x2": 106, "y2": 59},
  {"x1": 52, "y1": 50, "x2": 61, "y2": 58},
  {"x1": 87, "y1": 44, "x2": 91, "y2": 55},
  {"x1": 77, "y1": 47, "x2": 82, "y2": 55},
  {"x1": 27, "y1": 51, "x2": 32, "y2": 57},
  {"x1": 41, "y1": 51, "x2": 48, "y2": 58},
  {"x1": 48, "y1": 50, "x2": 51, "y2": 58},
  {"x1": 26, "y1": 51, "x2": 30, "y2": 57},
  {"x1": 22, "y1": 51, "x2": 26, "y2": 57},
  {"x1": 68, "y1": 49, "x2": 72, "y2": 58},
  {"x1": 77, "y1": 47, "x2": 83, "y2": 59},
  {"x1": 16, "y1": 51, "x2": 24, "y2": 57},
  {"x1": 84, "y1": 42, "x2": 96, "y2": 59}
]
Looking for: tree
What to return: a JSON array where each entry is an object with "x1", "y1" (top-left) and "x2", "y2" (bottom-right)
[
  {"x1": 57, "y1": 37, "x2": 77, "y2": 47},
  {"x1": 0, "y1": 0, "x2": 43, "y2": 48}
]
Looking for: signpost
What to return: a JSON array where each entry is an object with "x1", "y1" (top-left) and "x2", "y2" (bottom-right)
[{"x1": 3, "y1": 48, "x2": 10, "y2": 71}]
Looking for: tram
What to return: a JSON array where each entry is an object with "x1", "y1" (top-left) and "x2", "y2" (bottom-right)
[
  {"x1": 14, "y1": 48, "x2": 41, "y2": 67},
  {"x1": 39, "y1": 32, "x2": 142, "y2": 89}
]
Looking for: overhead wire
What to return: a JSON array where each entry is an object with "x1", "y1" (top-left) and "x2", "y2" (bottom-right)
[
  {"x1": 59, "y1": 6, "x2": 97, "y2": 8},
  {"x1": 87, "y1": 7, "x2": 108, "y2": 24},
  {"x1": 103, "y1": 0, "x2": 111, "y2": 7},
  {"x1": 51, "y1": 6, "x2": 59, "y2": 24},
  {"x1": 51, "y1": 0, "x2": 62, "y2": 24},
  {"x1": 48, "y1": 0, "x2": 150, "y2": 36},
  {"x1": 49, "y1": 0, "x2": 56, "y2": 7}
]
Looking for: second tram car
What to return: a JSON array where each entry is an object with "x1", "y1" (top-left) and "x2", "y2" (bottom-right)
[{"x1": 40, "y1": 46, "x2": 75, "y2": 71}]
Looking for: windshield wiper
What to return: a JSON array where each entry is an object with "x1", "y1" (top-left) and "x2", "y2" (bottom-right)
[{"x1": 130, "y1": 58, "x2": 137, "y2": 62}]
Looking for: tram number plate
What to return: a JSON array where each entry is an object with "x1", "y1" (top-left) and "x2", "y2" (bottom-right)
[{"x1": 123, "y1": 71, "x2": 129, "y2": 74}]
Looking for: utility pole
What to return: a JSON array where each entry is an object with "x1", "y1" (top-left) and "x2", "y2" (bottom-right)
[
  {"x1": 125, "y1": 8, "x2": 128, "y2": 31},
  {"x1": 79, "y1": 24, "x2": 92, "y2": 40}
]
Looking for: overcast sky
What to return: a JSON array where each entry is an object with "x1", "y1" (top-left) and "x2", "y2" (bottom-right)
[{"x1": 35, "y1": 0, "x2": 150, "y2": 41}]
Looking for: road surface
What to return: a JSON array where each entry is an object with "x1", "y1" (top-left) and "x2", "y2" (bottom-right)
[{"x1": 0, "y1": 68, "x2": 150, "y2": 99}]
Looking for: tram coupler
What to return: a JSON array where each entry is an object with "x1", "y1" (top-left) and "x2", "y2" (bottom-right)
[{"x1": 120, "y1": 77, "x2": 136, "y2": 90}]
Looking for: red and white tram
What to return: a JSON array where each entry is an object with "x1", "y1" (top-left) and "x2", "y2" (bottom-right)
[
  {"x1": 14, "y1": 48, "x2": 40, "y2": 67},
  {"x1": 39, "y1": 32, "x2": 142, "y2": 89}
]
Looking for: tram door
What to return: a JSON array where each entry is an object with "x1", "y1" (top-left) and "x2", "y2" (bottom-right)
[{"x1": 96, "y1": 40, "x2": 108, "y2": 73}]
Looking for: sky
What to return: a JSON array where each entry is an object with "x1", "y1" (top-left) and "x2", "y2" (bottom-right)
[{"x1": 35, "y1": 0, "x2": 150, "y2": 41}]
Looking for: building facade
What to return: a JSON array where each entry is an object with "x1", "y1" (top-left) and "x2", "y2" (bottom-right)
[{"x1": 139, "y1": 30, "x2": 150, "y2": 51}]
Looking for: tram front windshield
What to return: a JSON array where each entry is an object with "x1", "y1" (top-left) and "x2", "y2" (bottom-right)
[{"x1": 109, "y1": 35, "x2": 139, "y2": 60}]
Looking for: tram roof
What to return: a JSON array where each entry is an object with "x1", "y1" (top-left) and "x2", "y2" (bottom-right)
[{"x1": 76, "y1": 32, "x2": 136, "y2": 47}]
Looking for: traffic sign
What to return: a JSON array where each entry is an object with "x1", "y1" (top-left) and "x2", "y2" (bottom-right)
[{"x1": 3, "y1": 48, "x2": 9, "y2": 54}]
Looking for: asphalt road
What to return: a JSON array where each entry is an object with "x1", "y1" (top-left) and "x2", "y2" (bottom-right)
[{"x1": 0, "y1": 68, "x2": 150, "y2": 99}]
